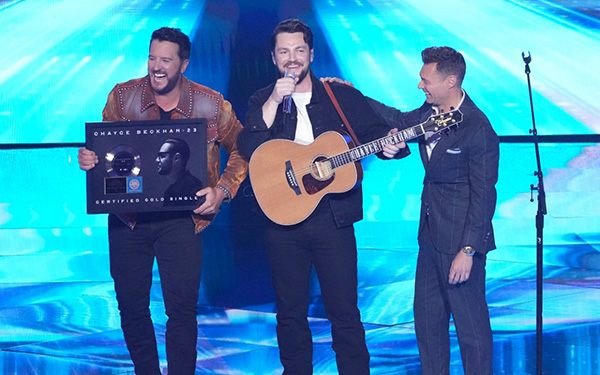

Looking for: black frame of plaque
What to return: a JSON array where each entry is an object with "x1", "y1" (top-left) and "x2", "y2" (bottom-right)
[{"x1": 85, "y1": 119, "x2": 207, "y2": 214}]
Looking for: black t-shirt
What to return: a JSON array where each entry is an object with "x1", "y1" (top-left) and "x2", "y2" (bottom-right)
[{"x1": 159, "y1": 107, "x2": 173, "y2": 120}]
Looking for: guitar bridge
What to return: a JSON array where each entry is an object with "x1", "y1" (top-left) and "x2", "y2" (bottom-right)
[{"x1": 285, "y1": 160, "x2": 302, "y2": 195}]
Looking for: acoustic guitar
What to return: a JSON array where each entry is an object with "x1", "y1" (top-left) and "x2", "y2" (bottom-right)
[{"x1": 249, "y1": 109, "x2": 463, "y2": 225}]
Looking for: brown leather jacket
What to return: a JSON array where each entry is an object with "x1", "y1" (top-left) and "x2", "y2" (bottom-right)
[{"x1": 102, "y1": 75, "x2": 248, "y2": 233}]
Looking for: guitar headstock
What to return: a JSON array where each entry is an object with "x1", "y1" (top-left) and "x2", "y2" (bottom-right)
[{"x1": 423, "y1": 109, "x2": 464, "y2": 135}]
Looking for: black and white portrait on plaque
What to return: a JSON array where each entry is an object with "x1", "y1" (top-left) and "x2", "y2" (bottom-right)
[{"x1": 85, "y1": 118, "x2": 207, "y2": 214}]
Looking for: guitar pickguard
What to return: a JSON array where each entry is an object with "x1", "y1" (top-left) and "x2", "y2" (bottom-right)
[
  {"x1": 302, "y1": 155, "x2": 335, "y2": 195},
  {"x1": 302, "y1": 173, "x2": 334, "y2": 195}
]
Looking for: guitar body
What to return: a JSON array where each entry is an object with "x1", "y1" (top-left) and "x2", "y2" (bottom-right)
[{"x1": 249, "y1": 131, "x2": 361, "y2": 225}]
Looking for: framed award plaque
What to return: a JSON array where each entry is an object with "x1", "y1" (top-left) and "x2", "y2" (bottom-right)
[{"x1": 85, "y1": 119, "x2": 207, "y2": 214}]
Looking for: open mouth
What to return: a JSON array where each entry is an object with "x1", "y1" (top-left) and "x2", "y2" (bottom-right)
[{"x1": 285, "y1": 63, "x2": 301, "y2": 70}]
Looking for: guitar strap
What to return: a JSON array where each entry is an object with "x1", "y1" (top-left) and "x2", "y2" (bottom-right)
[{"x1": 322, "y1": 81, "x2": 361, "y2": 146}]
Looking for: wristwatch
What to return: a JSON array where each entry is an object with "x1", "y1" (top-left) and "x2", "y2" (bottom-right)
[{"x1": 461, "y1": 246, "x2": 475, "y2": 257}]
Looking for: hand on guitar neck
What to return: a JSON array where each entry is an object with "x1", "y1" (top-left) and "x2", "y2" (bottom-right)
[{"x1": 382, "y1": 128, "x2": 406, "y2": 159}]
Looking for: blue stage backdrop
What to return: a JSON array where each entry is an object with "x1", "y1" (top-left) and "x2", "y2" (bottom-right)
[
  {"x1": 1, "y1": 1, "x2": 600, "y2": 374},
  {"x1": 1, "y1": 0, "x2": 599, "y2": 336}
]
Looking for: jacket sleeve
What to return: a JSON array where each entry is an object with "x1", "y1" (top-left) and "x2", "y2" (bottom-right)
[
  {"x1": 363, "y1": 95, "x2": 414, "y2": 160},
  {"x1": 237, "y1": 87, "x2": 295, "y2": 160},
  {"x1": 459, "y1": 116, "x2": 499, "y2": 253},
  {"x1": 214, "y1": 97, "x2": 249, "y2": 199},
  {"x1": 365, "y1": 96, "x2": 404, "y2": 129},
  {"x1": 101, "y1": 85, "x2": 121, "y2": 121}
]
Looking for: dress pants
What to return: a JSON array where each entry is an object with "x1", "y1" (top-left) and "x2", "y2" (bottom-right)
[
  {"x1": 265, "y1": 206, "x2": 370, "y2": 375},
  {"x1": 413, "y1": 221, "x2": 493, "y2": 375},
  {"x1": 108, "y1": 213, "x2": 202, "y2": 375}
]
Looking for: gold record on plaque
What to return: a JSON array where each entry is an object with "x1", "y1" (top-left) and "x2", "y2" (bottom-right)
[{"x1": 105, "y1": 145, "x2": 142, "y2": 177}]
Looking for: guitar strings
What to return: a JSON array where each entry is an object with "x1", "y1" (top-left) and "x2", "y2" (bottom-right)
[{"x1": 287, "y1": 132, "x2": 404, "y2": 177}]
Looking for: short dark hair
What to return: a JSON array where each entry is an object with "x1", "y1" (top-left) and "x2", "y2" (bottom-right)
[
  {"x1": 270, "y1": 19, "x2": 313, "y2": 52},
  {"x1": 165, "y1": 138, "x2": 191, "y2": 164},
  {"x1": 421, "y1": 46, "x2": 466, "y2": 86},
  {"x1": 151, "y1": 27, "x2": 191, "y2": 61}
]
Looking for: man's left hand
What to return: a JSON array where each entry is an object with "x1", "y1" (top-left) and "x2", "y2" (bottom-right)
[
  {"x1": 193, "y1": 187, "x2": 225, "y2": 215},
  {"x1": 382, "y1": 128, "x2": 407, "y2": 158},
  {"x1": 448, "y1": 251, "x2": 473, "y2": 285}
]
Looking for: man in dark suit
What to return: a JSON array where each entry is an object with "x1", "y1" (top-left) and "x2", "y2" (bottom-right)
[{"x1": 373, "y1": 46, "x2": 499, "y2": 375}]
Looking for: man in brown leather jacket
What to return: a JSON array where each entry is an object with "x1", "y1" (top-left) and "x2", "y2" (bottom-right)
[{"x1": 78, "y1": 27, "x2": 247, "y2": 375}]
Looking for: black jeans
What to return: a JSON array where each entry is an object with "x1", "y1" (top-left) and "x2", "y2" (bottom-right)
[
  {"x1": 108, "y1": 213, "x2": 202, "y2": 375},
  {"x1": 265, "y1": 207, "x2": 370, "y2": 375}
]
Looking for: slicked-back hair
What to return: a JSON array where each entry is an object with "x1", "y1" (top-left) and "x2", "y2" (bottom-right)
[
  {"x1": 422, "y1": 46, "x2": 466, "y2": 86},
  {"x1": 270, "y1": 19, "x2": 314, "y2": 52},
  {"x1": 150, "y1": 27, "x2": 191, "y2": 61}
]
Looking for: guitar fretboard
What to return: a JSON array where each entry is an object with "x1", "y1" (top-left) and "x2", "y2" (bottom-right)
[{"x1": 329, "y1": 124, "x2": 423, "y2": 169}]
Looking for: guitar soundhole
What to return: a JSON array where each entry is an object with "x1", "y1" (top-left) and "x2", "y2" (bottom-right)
[
  {"x1": 303, "y1": 155, "x2": 334, "y2": 195},
  {"x1": 310, "y1": 155, "x2": 333, "y2": 181}
]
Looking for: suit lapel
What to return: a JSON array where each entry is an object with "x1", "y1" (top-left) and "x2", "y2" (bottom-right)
[
  {"x1": 421, "y1": 93, "x2": 472, "y2": 171},
  {"x1": 425, "y1": 127, "x2": 462, "y2": 171}
]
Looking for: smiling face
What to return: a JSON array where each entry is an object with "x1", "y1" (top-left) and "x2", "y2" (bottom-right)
[
  {"x1": 271, "y1": 32, "x2": 313, "y2": 88},
  {"x1": 417, "y1": 62, "x2": 452, "y2": 107},
  {"x1": 148, "y1": 40, "x2": 189, "y2": 96}
]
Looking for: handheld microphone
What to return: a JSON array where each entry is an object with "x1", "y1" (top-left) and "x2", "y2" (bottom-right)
[{"x1": 282, "y1": 70, "x2": 296, "y2": 114}]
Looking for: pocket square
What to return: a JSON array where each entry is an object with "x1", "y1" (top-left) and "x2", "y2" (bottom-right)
[{"x1": 446, "y1": 148, "x2": 461, "y2": 154}]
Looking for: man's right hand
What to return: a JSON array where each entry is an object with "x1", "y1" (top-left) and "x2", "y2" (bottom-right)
[
  {"x1": 269, "y1": 74, "x2": 297, "y2": 104},
  {"x1": 262, "y1": 74, "x2": 298, "y2": 128},
  {"x1": 78, "y1": 148, "x2": 98, "y2": 171}
]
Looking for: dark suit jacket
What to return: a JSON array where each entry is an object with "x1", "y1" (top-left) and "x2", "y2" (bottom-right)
[{"x1": 368, "y1": 93, "x2": 499, "y2": 254}]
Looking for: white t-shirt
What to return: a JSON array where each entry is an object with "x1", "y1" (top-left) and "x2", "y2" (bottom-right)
[{"x1": 292, "y1": 92, "x2": 314, "y2": 145}]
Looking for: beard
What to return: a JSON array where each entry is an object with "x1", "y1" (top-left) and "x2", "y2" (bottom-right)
[
  {"x1": 151, "y1": 70, "x2": 182, "y2": 96},
  {"x1": 157, "y1": 164, "x2": 169, "y2": 175},
  {"x1": 279, "y1": 63, "x2": 310, "y2": 85},
  {"x1": 157, "y1": 160, "x2": 172, "y2": 175},
  {"x1": 295, "y1": 67, "x2": 310, "y2": 85}
]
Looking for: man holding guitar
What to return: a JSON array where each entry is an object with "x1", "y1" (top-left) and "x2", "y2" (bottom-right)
[
  {"x1": 373, "y1": 47, "x2": 499, "y2": 375},
  {"x1": 237, "y1": 19, "x2": 409, "y2": 375}
]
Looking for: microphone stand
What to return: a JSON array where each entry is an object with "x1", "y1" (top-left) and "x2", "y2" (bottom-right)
[{"x1": 522, "y1": 51, "x2": 547, "y2": 375}]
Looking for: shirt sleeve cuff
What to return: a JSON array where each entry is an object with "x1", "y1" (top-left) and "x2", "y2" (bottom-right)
[{"x1": 215, "y1": 184, "x2": 232, "y2": 202}]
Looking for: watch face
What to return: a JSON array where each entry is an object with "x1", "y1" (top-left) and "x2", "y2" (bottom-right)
[{"x1": 463, "y1": 246, "x2": 475, "y2": 256}]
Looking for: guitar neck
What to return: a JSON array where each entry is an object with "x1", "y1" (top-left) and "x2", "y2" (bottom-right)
[{"x1": 329, "y1": 124, "x2": 424, "y2": 169}]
